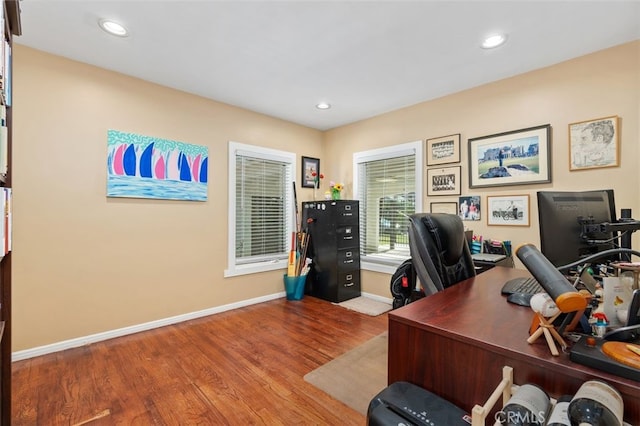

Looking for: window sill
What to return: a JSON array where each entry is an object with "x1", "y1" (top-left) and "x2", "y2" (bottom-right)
[
  {"x1": 361, "y1": 259, "x2": 405, "y2": 275},
  {"x1": 224, "y1": 259, "x2": 287, "y2": 277}
]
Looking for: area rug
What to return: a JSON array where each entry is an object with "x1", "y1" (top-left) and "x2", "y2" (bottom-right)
[
  {"x1": 304, "y1": 332, "x2": 388, "y2": 415},
  {"x1": 334, "y1": 296, "x2": 392, "y2": 316}
]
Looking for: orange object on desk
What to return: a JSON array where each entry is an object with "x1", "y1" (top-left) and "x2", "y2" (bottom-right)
[{"x1": 602, "y1": 341, "x2": 640, "y2": 369}]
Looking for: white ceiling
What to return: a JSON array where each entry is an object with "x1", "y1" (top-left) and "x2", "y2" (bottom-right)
[{"x1": 14, "y1": 1, "x2": 640, "y2": 131}]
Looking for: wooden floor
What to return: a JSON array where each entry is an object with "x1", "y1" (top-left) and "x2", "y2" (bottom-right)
[{"x1": 12, "y1": 296, "x2": 388, "y2": 425}]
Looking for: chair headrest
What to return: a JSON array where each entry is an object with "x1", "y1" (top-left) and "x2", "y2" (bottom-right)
[{"x1": 410, "y1": 213, "x2": 466, "y2": 265}]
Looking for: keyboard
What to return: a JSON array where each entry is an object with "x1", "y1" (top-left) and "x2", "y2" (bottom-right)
[{"x1": 500, "y1": 277, "x2": 545, "y2": 295}]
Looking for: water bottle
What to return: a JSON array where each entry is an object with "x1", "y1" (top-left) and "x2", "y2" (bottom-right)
[
  {"x1": 546, "y1": 395, "x2": 572, "y2": 426},
  {"x1": 500, "y1": 383, "x2": 551, "y2": 425},
  {"x1": 567, "y1": 380, "x2": 623, "y2": 426}
]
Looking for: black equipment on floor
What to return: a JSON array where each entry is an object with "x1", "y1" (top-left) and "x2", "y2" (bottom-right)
[
  {"x1": 367, "y1": 381, "x2": 470, "y2": 425},
  {"x1": 389, "y1": 259, "x2": 423, "y2": 309}
]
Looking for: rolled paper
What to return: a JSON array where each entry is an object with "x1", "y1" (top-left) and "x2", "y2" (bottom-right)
[
  {"x1": 516, "y1": 244, "x2": 587, "y2": 313},
  {"x1": 530, "y1": 292, "x2": 560, "y2": 317}
]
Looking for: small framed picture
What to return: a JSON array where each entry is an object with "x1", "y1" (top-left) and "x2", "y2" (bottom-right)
[
  {"x1": 569, "y1": 115, "x2": 619, "y2": 171},
  {"x1": 458, "y1": 195, "x2": 481, "y2": 221},
  {"x1": 301, "y1": 156, "x2": 320, "y2": 188},
  {"x1": 426, "y1": 133, "x2": 461, "y2": 166},
  {"x1": 430, "y1": 201, "x2": 458, "y2": 215},
  {"x1": 487, "y1": 194, "x2": 530, "y2": 226},
  {"x1": 427, "y1": 166, "x2": 461, "y2": 196}
]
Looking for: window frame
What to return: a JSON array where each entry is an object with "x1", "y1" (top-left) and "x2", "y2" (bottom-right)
[
  {"x1": 225, "y1": 141, "x2": 296, "y2": 277},
  {"x1": 353, "y1": 140, "x2": 423, "y2": 274}
]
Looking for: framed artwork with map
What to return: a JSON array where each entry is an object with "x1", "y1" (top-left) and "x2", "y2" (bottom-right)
[{"x1": 569, "y1": 116, "x2": 619, "y2": 171}]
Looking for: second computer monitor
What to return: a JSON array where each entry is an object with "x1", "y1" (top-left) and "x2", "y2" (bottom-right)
[{"x1": 537, "y1": 189, "x2": 617, "y2": 268}]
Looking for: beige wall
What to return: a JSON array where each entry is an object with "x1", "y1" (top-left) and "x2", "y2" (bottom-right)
[
  {"x1": 12, "y1": 46, "x2": 324, "y2": 351},
  {"x1": 11, "y1": 41, "x2": 640, "y2": 352},
  {"x1": 325, "y1": 41, "x2": 640, "y2": 298}
]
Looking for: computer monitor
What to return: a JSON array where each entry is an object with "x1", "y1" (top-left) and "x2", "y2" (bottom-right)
[{"x1": 537, "y1": 189, "x2": 618, "y2": 268}]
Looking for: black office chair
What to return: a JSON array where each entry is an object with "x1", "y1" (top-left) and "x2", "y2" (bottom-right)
[{"x1": 408, "y1": 213, "x2": 476, "y2": 296}]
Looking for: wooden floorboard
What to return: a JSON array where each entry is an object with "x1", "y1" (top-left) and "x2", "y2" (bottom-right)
[{"x1": 12, "y1": 296, "x2": 388, "y2": 425}]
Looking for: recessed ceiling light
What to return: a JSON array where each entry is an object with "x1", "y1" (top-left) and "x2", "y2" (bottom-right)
[
  {"x1": 316, "y1": 102, "x2": 331, "y2": 110},
  {"x1": 99, "y1": 19, "x2": 129, "y2": 37},
  {"x1": 481, "y1": 34, "x2": 507, "y2": 49}
]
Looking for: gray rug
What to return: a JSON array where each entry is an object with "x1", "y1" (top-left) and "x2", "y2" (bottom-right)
[
  {"x1": 304, "y1": 332, "x2": 388, "y2": 415},
  {"x1": 335, "y1": 296, "x2": 392, "y2": 316}
]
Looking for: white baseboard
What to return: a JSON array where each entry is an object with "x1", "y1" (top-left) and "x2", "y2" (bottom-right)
[
  {"x1": 13, "y1": 291, "x2": 392, "y2": 362},
  {"x1": 361, "y1": 291, "x2": 393, "y2": 305},
  {"x1": 12, "y1": 292, "x2": 286, "y2": 362}
]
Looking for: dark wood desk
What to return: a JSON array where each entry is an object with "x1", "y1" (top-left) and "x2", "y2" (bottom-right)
[{"x1": 388, "y1": 266, "x2": 640, "y2": 424}]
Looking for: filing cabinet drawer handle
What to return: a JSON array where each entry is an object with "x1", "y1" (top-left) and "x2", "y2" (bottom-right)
[
  {"x1": 344, "y1": 259, "x2": 354, "y2": 264},
  {"x1": 343, "y1": 236, "x2": 353, "y2": 240},
  {"x1": 345, "y1": 282, "x2": 355, "y2": 287}
]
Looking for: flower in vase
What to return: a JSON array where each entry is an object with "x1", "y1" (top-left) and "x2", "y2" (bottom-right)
[
  {"x1": 312, "y1": 172, "x2": 324, "y2": 188},
  {"x1": 311, "y1": 172, "x2": 324, "y2": 199},
  {"x1": 330, "y1": 181, "x2": 344, "y2": 200}
]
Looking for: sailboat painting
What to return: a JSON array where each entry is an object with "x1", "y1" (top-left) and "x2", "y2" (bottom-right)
[{"x1": 107, "y1": 129, "x2": 208, "y2": 201}]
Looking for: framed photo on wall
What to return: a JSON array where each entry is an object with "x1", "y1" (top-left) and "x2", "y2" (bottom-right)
[
  {"x1": 430, "y1": 201, "x2": 458, "y2": 215},
  {"x1": 487, "y1": 194, "x2": 530, "y2": 226},
  {"x1": 468, "y1": 124, "x2": 551, "y2": 189},
  {"x1": 569, "y1": 115, "x2": 619, "y2": 171},
  {"x1": 458, "y1": 195, "x2": 481, "y2": 221},
  {"x1": 427, "y1": 166, "x2": 461, "y2": 196},
  {"x1": 426, "y1": 133, "x2": 461, "y2": 166},
  {"x1": 301, "y1": 156, "x2": 320, "y2": 188}
]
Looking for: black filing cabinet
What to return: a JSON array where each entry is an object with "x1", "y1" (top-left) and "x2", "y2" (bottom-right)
[{"x1": 302, "y1": 200, "x2": 361, "y2": 303}]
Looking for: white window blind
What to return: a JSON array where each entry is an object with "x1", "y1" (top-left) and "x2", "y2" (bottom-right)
[
  {"x1": 354, "y1": 141, "x2": 422, "y2": 270},
  {"x1": 227, "y1": 142, "x2": 295, "y2": 277}
]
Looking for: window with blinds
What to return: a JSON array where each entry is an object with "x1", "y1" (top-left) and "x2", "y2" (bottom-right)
[
  {"x1": 354, "y1": 141, "x2": 423, "y2": 269},
  {"x1": 227, "y1": 142, "x2": 295, "y2": 276}
]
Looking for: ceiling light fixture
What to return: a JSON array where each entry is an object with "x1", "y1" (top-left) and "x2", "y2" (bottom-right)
[
  {"x1": 316, "y1": 102, "x2": 331, "y2": 110},
  {"x1": 481, "y1": 34, "x2": 507, "y2": 49},
  {"x1": 99, "y1": 19, "x2": 129, "y2": 37}
]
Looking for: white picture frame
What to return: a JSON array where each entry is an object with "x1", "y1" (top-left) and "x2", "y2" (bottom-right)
[
  {"x1": 487, "y1": 194, "x2": 530, "y2": 226},
  {"x1": 430, "y1": 201, "x2": 458, "y2": 214}
]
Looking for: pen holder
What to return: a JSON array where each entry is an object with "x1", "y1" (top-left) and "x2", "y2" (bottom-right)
[{"x1": 504, "y1": 240, "x2": 512, "y2": 256}]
